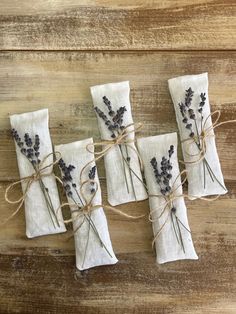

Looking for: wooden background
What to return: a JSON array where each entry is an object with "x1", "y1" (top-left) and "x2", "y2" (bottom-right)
[{"x1": 0, "y1": 1, "x2": 235, "y2": 313}]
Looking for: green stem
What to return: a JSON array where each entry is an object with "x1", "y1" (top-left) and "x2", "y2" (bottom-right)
[
  {"x1": 171, "y1": 211, "x2": 180, "y2": 245},
  {"x1": 192, "y1": 134, "x2": 224, "y2": 187},
  {"x1": 203, "y1": 159, "x2": 214, "y2": 182},
  {"x1": 175, "y1": 215, "x2": 185, "y2": 253},
  {"x1": 73, "y1": 186, "x2": 84, "y2": 207},
  {"x1": 203, "y1": 159, "x2": 206, "y2": 189},
  {"x1": 38, "y1": 178, "x2": 56, "y2": 228},
  {"x1": 194, "y1": 119, "x2": 200, "y2": 144},
  {"x1": 33, "y1": 162, "x2": 60, "y2": 228},
  {"x1": 43, "y1": 181, "x2": 60, "y2": 227},
  {"x1": 82, "y1": 213, "x2": 91, "y2": 269},
  {"x1": 124, "y1": 144, "x2": 137, "y2": 201},
  {"x1": 176, "y1": 216, "x2": 191, "y2": 234},
  {"x1": 119, "y1": 144, "x2": 130, "y2": 194},
  {"x1": 120, "y1": 153, "x2": 148, "y2": 193},
  {"x1": 203, "y1": 158, "x2": 227, "y2": 191},
  {"x1": 194, "y1": 118, "x2": 209, "y2": 188},
  {"x1": 71, "y1": 192, "x2": 113, "y2": 259}
]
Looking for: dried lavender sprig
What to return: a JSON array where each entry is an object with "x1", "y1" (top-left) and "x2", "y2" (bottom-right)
[
  {"x1": 182, "y1": 91, "x2": 213, "y2": 186},
  {"x1": 198, "y1": 92, "x2": 206, "y2": 188},
  {"x1": 94, "y1": 97, "x2": 137, "y2": 197},
  {"x1": 11, "y1": 129, "x2": 41, "y2": 165},
  {"x1": 185, "y1": 87, "x2": 194, "y2": 108},
  {"x1": 113, "y1": 106, "x2": 126, "y2": 129},
  {"x1": 11, "y1": 129, "x2": 60, "y2": 228},
  {"x1": 94, "y1": 107, "x2": 116, "y2": 138},
  {"x1": 178, "y1": 94, "x2": 195, "y2": 139},
  {"x1": 59, "y1": 160, "x2": 108, "y2": 242},
  {"x1": 178, "y1": 89, "x2": 226, "y2": 191},
  {"x1": 150, "y1": 146, "x2": 174, "y2": 197},
  {"x1": 194, "y1": 92, "x2": 226, "y2": 190},
  {"x1": 88, "y1": 165, "x2": 96, "y2": 194},
  {"x1": 150, "y1": 146, "x2": 187, "y2": 252},
  {"x1": 59, "y1": 160, "x2": 112, "y2": 260},
  {"x1": 125, "y1": 145, "x2": 137, "y2": 196},
  {"x1": 103, "y1": 96, "x2": 115, "y2": 117},
  {"x1": 198, "y1": 92, "x2": 206, "y2": 114}
]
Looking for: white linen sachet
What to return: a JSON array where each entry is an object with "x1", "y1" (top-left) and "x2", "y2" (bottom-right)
[
  {"x1": 10, "y1": 109, "x2": 66, "y2": 238},
  {"x1": 90, "y1": 81, "x2": 148, "y2": 206},
  {"x1": 137, "y1": 132, "x2": 198, "y2": 264},
  {"x1": 168, "y1": 73, "x2": 227, "y2": 199},
  {"x1": 55, "y1": 138, "x2": 118, "y2": 271}
]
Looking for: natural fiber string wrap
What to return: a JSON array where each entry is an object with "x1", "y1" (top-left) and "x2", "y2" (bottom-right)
[
  {"x1": 181, "y1": 110, "x2": 236, "y2": 164},
  {"x1": 80, "y1": 122, "x2": 144, "y2": 182},
  {"x1": 57, "y1": 178, "x2": 145, "y2": 236},
  {"x1": 3, "y1": 152, "x2": 62, "y2": 225},
  {"x1": 148, "y1": 170, "x2": 219, "y2": 247}
]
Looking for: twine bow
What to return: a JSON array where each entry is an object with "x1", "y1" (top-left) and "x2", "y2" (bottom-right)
[
  {"x1": 3, "y1": 152, "x2": 62, "y2": 225},
  {"x1": 56, "y1": 176, "x2": 145, "y2": 268},
  {"x1": 148, "y1": 170, "x2": 219, "y2": 247},
  {"x1": 181, "y1": 110, "x2": 236, "y2": 164},
  {"x1": 80, "y1": 122, "x2": 144, "y2": 182},
  {"x1": 58, "y1": 178, "x2": 145, "y2": 232}
]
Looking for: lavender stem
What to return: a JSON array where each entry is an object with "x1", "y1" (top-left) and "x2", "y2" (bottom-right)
[{"x1": 124, "y1": 144, "x2": 137, "y2": 201}]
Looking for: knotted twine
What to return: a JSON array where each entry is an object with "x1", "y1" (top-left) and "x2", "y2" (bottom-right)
[
  {"x1": 148, "y1": 169, "x2": 219, "y2": 247},
  {"x1": 57, "y1": 178, "x2": 145, "y2": 235},
  {"x1": 80, "y1": 122, "x2": 145, "y2": 184},
  {"x1": 181, "y1": 110, "x2": 236, "y2": 164},
  {"x1": 3, "y1": 152, "x2": 62, "y2": 226}
]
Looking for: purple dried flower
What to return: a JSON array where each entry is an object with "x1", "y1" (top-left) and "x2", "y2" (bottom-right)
[
  {"x1": 199, "y1": 92, "x2": 206, "y2": 108},
  {"x1": 178, "y1": 102, "x2": 186, "y2": 118},
  {"x1": 188, "y1": 108, "x2": 196, "y2": 120},
  {"x1": 59, "y1": 159, "x2": 78, "y2": 198},
  {"x1": 103, "y1": 96, "x2": 115, "y2": 117},
  {"x1": 94, "y1": 107, "x2": 110, "y2": 124},
  {"x1": 168, "y1": 145, "x2": 174, "y2": 158},
  {"x1": 112, "y1": 106, "x2": 127, "y2": 127},
  {"x1": 150, "y1": 145, "x2": 174, "y2": 197},
  {"x1": 88, "y1": 165, "x2": 96, "y2": 181},
  {"x1": 185, "y1": 87, "x2": 194, "y2": 107},
  {"x1": 11, "y1": 129, "x2": 42, "y2": 165},
  {"x1": 94, "y1": 97, "x2": 127, "y2": 139}
]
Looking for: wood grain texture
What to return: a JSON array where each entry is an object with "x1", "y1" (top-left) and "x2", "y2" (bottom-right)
[
  {"x1": 0, "y1": 247, "x2": 235, "y2": 314},
  {"x1": 0, "y1": 51, "x2": 235, "y2": 180},
  {"x1": 0, "y1": 50, "x2": 235, "y2": 313},
  {"x1": 0, "y1": 0, "x2": 236, "y2": 312},
  {"x1": 0, "y1": 1, "x2": 236, "y2": 50}
]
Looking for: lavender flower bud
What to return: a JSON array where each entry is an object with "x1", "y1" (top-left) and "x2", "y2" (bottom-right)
[{"x1": 185, "y1": 87, "x2": 194, "y2": 107}]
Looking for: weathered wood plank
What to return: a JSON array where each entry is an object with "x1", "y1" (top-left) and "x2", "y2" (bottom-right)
[
  {"x1": 0, "y1": 179, "x2": 152, "y2": 254},
  {"x1": 0, "y1": 247, "x2": 235, "y2": 314},
  {"x1": 0, "y1": 47, "x2": 235, "y2": 313},
  {"x1": 0, "y1": 179, "x2": 235, "y2": 253},
  {"x1": 0, "y1": 51, "x2": 235, "y2": 181},
  {"x1": 0, "y1": 1, "x2": 235, "y2": 50}
]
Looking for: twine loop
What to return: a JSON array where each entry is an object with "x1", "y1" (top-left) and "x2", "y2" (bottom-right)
[
  {"x1": 181, "y1": 110, "x2": 236, "y2": 164},
  {"x1": 58, "y1": 177, "x2": 145, "y2": 232},
  {"x1": 3, "y1": 152, "x2": 62, "y2": 225},
  {"x1": 148, "y1": 170, "x2": 219, "y2": 246},
  {"x1": 80, "y1": 122, "x2": 144, "y2": 183}
]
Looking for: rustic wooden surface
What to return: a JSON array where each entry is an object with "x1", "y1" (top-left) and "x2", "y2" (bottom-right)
[{"x1": 0, "y1": 1, "x2": 235, "y2": 314}]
